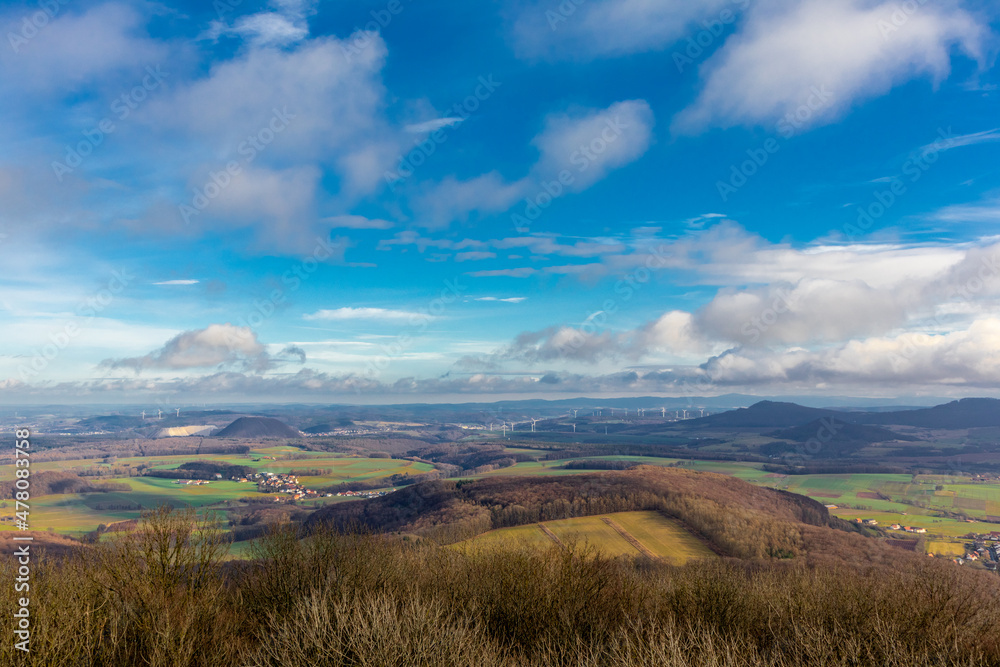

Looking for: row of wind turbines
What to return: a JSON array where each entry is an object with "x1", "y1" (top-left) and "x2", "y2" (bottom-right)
[
  {"x1": 486, "y1": 407, "x2": 708, "y2": 435},
  {"x1": 140, "y1": 408, "x2": 181, "y2": 420}
]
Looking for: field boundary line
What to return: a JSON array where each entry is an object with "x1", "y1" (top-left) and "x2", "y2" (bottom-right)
[
  {"x1": 537, "y1": 522, "x2": 564, "y2": 548},
  {"x1": 601, "y1": 517, "x2": 658, "y2": 559}
]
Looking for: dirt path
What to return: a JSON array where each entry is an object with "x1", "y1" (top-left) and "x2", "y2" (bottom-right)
[
  {"x1": 601, "y1": 517, "x2": 658, "y2": 559},
  {"x1": 537, "y1": 522, "x2": 564, "y2": 548}
]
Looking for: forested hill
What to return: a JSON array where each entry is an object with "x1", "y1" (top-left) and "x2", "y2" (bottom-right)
[{"x1": 305, "y1": 466, "x2": 904, "y2": 565}]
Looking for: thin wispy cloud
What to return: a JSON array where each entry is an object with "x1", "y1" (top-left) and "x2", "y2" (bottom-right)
[{"x1": 303, "y1": 307, "x2": 429, "y2": 322}]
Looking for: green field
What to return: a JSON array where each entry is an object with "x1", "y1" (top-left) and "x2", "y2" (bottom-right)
[
  {"x1": 0, "y1": 449, "x2": 432, "y2": 538},
  {"x1": 453, "y1": 511, "x2": 715, "y2": 564}
]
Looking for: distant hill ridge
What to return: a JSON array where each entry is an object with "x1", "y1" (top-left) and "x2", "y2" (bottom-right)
[
  {"x1": 214, "y1": 416, "x2": 300, "y2": 438},
  {"x1": 688, "y1": 397, "x2": 1000, "y2": 430}
]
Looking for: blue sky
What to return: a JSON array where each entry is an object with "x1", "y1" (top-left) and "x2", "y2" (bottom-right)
[{"x1": 2, "y1": 0, "x2": 1000, "y2": 403}]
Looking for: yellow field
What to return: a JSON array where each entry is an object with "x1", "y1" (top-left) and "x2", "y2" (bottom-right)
[
  {"x1": 453, "y1": 511, "x2": 714, "y2": 564},
  {"x1": 926, "y1": 541, "x2": 966, "y2": 557}
]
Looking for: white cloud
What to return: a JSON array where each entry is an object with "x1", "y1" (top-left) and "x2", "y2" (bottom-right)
[
  {"x1": 100, "y1": 324, "x2": 303, "y2": 373},
  {"x1": 475, "y1": 296, "x2": 527, "y2": 303},
  {"x1": 467, "y1": 268, "x2": 538, "y2": 278},
  {"x1": 153, "y1": 280, "x2": 199, "y2": 285},
  {"x1": 455, "y1": 251, "x2": 497, "y2": 262},
  {"x1": 0, "y1": 3, "x2": 169, "y2": 94},
  {"x1": 674, "y1": 0, "x2": 986, "y2": 133},
  {"x1": 148, "y1": 34, "x2": 390, "y2": 165},
  {"x1": 702, "y1": 318, "x2": 1000, "y2": 387},
  {"x1": 182, "y1": 165, "x2": 324, "y2": 253},
  {"x1": 921, "y1": 127, "x2": 1000, "y2": 152},
  {"x1": 510, "y1": 0, "x2": 733, "y2": 61},
  {"x1": 416, "y1": 172, "x2": 528, "y2": 226},
  {"x1": 303, "y1": 307, "x2": 428, "y2": 322},
  {"x1": 415, "y1": 99, "x2": 653, "y2": 225},
  {"x1": 405, "y1": 117, "x2": 464, "y2": 133},
  {"x1": 323, "y1": 215, "x2": 394, "y2": 230},
  {"x1": 208, "y1": 0, "x2": 317, "y2": 48},
  {"x1": 530, "y1": 100, "x2": 655, "y2": 191},
  {"x1": 476, "y1": 233, "x2": 1000, "y2": 372}
]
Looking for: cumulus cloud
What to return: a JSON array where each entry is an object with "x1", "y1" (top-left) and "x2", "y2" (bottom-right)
[
  {"x1": 701, "y1": 318, "x2": 1000, "y2": 387},
  {"x1": 674, "y1": 0, "x2": 986, "y2": 133},
  {"x1": 472, "y1": 234, "x2": 1000, "y2": 375},
  {"x1": 100, "y1": 324, "x2": 305, "y2": 374},
  {"x1": 0, "y1": 3, "x2": 169, "y2": 94}
]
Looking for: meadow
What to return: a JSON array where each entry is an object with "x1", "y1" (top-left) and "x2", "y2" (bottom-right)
[
  {"x1": 453, "y1": 511, "x2": 715, "y2": 564},
  {"x1": 0, "y1": 448, "x2": 432, "y2": 538}
]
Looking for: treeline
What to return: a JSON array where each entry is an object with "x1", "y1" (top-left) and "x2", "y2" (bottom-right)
[
  {"x1": 145, "y1": 461, "x2": 254, "y2": 480},
  {"x1": 563, "y1": 459, "x2": 637, "y2": 470},
  {"x1": 287, "y1": 468, "x2": 332, "y2": 476},
  {"x1": 763, "y1": 463, "x2": 908, "y2": 475},
  {"x1": 5, "y1": 507, "x2": 1000, "y2": 666},
  {"x1": 0, "y1": 472, "x2": 130, "y2": 499}
]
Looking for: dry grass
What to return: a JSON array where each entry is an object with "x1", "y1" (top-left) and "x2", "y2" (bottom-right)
[{"x1": 3, "y1": 505, "x2": 1000, "y2": 666}]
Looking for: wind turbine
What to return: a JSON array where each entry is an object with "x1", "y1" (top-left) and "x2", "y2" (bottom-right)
[
  {"x1": 141, "y1": 410, "x2": 145, "y2": 420},
  {"x1": 157, "y1": 409, "x2": 162, "y2": 420},
  {"x1": 176, "y1": 408, "x2": 180, "y2": 418},
  {"x1": 572, "y1": 409, "x2": 578, "y2": 418},
  {"x1": 661, "y1": 407, "x2": 666, "y2": 418},
  {"x1": 530, "y1": 418, "x2": 537, "y2": 432},
  {"x1": 501, "y1": 423, "x2": 507, "y2": 437},
  {"x1": 572, "y1": 423, "x2": 576, "y2": 433}
]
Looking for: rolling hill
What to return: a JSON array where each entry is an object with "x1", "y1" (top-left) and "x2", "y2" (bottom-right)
[
  {"x1": 685, "y1": 397, "x2": 1000, "y2": 431},
  {"x1": 684, "y1": 401, "x2": 841, "y2": 428},
  {"x1": 214, "y1": 416, "x2": 301, "y2": 438},
  {"x1": 856, "y1": 398, "x2": 1000, "y2": 428}
]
